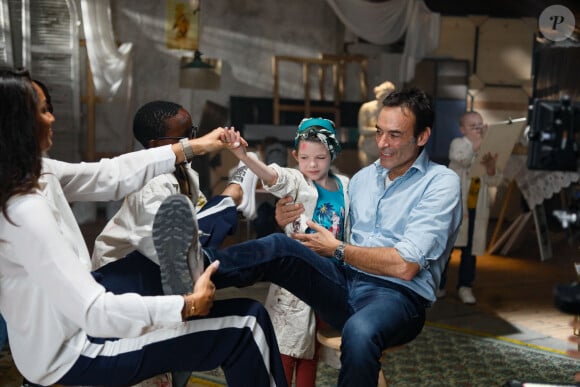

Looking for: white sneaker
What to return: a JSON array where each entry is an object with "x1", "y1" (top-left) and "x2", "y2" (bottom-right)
[
  {"x1": 229, "y1": 152, "x2": 259, "y2": 220},
  {"x1": 458, "y1": 286, "x2": 476, "y2": 304},
  {"x1": 436, "y1": 288, "x2": 447, "y2": 299}
]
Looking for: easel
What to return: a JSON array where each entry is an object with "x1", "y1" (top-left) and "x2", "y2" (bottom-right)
[
  {"x1": 487, "y1": 193, "x2": 553, "y2": 261},
  {"x1": 484, "y1": 117, "x2": 553, "y2": 261}
]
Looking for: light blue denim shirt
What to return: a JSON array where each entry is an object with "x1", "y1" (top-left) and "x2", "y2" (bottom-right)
[{"x1": 347, "y1": 150, "x2": 462, "y2": 304}]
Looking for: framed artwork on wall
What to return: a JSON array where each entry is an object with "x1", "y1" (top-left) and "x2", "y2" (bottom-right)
[{"x1": 166, "y1": 0, "x2": 200, "y2": 50}]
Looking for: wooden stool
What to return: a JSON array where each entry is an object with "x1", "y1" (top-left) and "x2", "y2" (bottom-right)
[{"x1": 316, "y1": 326, "x2": 404, "y2": 387}]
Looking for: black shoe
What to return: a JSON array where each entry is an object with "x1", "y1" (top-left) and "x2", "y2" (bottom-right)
[{"x1": 153, "y1": 194, "x2": 197, "y2": 296}]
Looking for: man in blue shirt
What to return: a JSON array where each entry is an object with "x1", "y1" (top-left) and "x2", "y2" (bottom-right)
[{"x1": 159, "y1": 87, "x2": 462, "y2": 387}]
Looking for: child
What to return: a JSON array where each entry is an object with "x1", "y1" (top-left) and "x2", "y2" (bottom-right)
[
  {"x1": 222, "y1": 117, "x2": 349, "y2": 387},
  {"x1": 437, "y1": 111, "x2": 501, "y2": 304}
]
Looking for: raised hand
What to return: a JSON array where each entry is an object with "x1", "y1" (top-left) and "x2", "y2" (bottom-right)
[
  {"x1": 480, "y1": 152, "x2": 498, "y2": 176},
  {"x1": 220, "y1": 127, "x2": 249, "y2": 159},
  {"x1": 198, "y1": 127, "x2": 229, "y2": 153}
]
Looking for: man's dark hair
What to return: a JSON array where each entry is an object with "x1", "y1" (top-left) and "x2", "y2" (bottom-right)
[
  {"x1": 133, "y1": 100, "x2": 182, "y2": 148},
  {"x1": 383, "y1": 87, "x2": 434, "y2": 138}
]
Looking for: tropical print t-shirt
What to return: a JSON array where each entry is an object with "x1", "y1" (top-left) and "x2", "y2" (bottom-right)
[{"x1": 310, "y1": 178, "x2": 346, "y2": 240}]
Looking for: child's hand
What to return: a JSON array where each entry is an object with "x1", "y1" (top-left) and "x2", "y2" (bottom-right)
[
  {"x1": 470, "y1": 132, "x2": 483, "y2": 152},
  {"x1": 221, "y1": 127, "x2": 249, "y2": 155},
  {"x1": 480, "y1": 152, "x2": 498, "y2": 176}
]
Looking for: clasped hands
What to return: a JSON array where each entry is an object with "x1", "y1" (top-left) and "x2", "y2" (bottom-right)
[
  {"x1": 219, "y1": 127, "x2": 248, "y2": 154},
  {"x1": 192, "y1": 127, "x2": 248, "y2": 153}
]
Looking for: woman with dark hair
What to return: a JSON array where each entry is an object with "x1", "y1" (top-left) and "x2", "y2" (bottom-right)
[
  {"x1": 0, "y1": 67, "x2": 286, "y2": 387},
  {"x1": 0, "y1": 73, "x2": 53, "y2": 364}
]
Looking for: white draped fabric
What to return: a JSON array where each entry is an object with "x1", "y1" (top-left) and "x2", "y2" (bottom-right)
[
  {"x1": 80, "y1": 0, "x2": 438, "y2": 97},
  {"x1": 325, "y1": 0, "x2": 440, "y2": 82},
  {"x1": 80, "y1": 0, "x2": 133, "y2": 99}
]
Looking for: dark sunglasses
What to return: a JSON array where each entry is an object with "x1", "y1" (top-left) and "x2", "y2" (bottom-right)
[{"x1": 155, "y1": 125, "x2": 198, "y2": 142}]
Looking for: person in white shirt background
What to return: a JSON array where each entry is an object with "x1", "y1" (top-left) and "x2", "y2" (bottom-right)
[{"x1": 437, "y1": 111, "x2": 502, "y2": 304}]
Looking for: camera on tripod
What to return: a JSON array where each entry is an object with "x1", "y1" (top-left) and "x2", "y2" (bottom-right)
[
  {"x1": 526, "y1": 96, "x2": 580, "y2": 315},
  {"x1": 527, "y1": 96, "x2": 580, "y2": 172}
]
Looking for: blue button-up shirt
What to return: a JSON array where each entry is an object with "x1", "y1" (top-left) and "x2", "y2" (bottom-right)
[{"x1": 347, "y1": 150, "x2": 462, "y2": 303}]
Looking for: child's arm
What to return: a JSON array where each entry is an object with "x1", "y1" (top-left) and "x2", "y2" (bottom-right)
[{"x1": 221, "y1": 127, "x2": 279, "y2": 186}]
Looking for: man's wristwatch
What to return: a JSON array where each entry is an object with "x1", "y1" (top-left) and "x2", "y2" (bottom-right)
[{"x1": 333, "y1": 242, "x2": 347, "y2": 263}]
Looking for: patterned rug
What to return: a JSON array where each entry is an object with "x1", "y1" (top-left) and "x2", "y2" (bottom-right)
[
  {"x1": 188, "y1": 323, "x2": 580, "y2": 387},
  {"x1": 1, "y1": 323, "x2": 578, "y2": 387}
]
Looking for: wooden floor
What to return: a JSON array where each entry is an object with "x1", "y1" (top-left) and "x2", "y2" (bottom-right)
[
  {"x1": 427, "y1": 245, "x2": 575, "y2": 352},
  {"x1": 1, "y1": 211, "x2": 579, "y2": 385}
]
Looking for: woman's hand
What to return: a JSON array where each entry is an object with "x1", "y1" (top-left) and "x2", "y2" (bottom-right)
[
  {"x1": 197, "y1": 127, "x2": 229, "y2": 153},
  {"x1": 173, "y1": 127, "x2": 231, "y2": 164},
  {"x1": 184, "y1": 260, "x2": 220, "y2": 318}
]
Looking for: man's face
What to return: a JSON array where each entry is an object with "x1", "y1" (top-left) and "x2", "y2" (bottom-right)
[
  {"x1": 460, "y1": 113, "x2": 486, "y2": 144},
  {"x1": 150, "y1": 108, "x2": 194, "y2": 147},
  {"x1": 375, "y1": 106, "x2": 430, "y2": 179},
  {"x1": 165, "y1": 108, "x2": 193, "y2": 139}
]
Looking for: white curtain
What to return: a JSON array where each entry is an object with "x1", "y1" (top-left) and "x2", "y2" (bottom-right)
[
  {"x1": 80, "y1": 0, "x2": 133, "y2": 99},
  {"x1": 0, "y1": 0, "x2": 12, "y2": 66},
  {"x1": 325, "y1": 0, "x2": 440, "y2": 82}
]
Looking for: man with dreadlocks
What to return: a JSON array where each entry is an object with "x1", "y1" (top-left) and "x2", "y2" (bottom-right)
[{"x1": 221, "y1": 118, "x2": 349, "y2": 387}]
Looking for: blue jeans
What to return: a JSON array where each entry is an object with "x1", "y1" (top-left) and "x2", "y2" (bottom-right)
[{"x1": 206, "y1": 233, "x2": 426, "y2": 387}]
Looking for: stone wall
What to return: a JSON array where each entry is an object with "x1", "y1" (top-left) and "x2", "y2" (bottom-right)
[
  {"x1": 89, "y1": 0, "x2": 345, "y2": 156},
  {"x1": 431, "y1": 15, "x2": 535, "y2": 125}
]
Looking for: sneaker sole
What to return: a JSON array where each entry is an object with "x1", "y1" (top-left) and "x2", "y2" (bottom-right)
[{"x1": 153, "y1": 195, "x2": 196, "y2": 295}]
